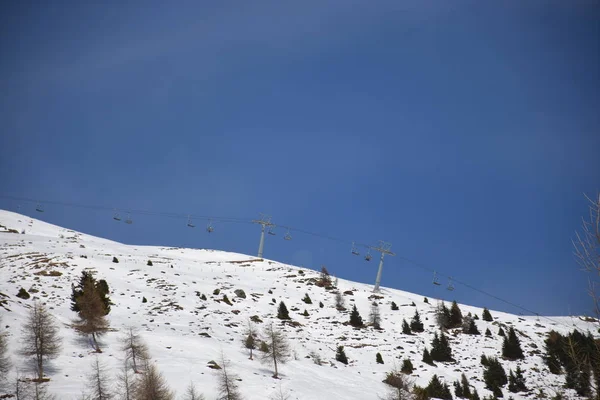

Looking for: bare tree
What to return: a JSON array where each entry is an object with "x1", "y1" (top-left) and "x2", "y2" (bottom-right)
[
  {"x1": 0, "y1": 318, "x2": 11, "y2": 386},
  {"x1": 73, "y1": 280, "x2": 110, "y2": 352},
  {"x1": 116, "y1": 360, "x2": 136, "y2": 400},
  {"x1": 573, "y1": 193, "x2": 600, "y2": 319},
  {"x1": 242, "y1": 320, "x2": 257, "y2": 360},
  {"x1": 216, "y1": 354, "x2": 242, "y2": 400},
  {"x1": 182, "y1": 382, "x2": 204, "y2": 400},
  {"x1": 14, "y1": 370, "x2": 32, "y2": 400},
  {"x1": 380, "y1": 366, "x2": 415, "y2": 400},
  {"x1": 370, "y1": 301, "x2": 382, "y2": 329},
  {"x1": 32, "y1": 382, "x2": 56, "y2": 400},
  {"x1": 135, "y1": 361, "x2": 173, "y2": 400},
  {"x1": 87, "y1": 356, "x2": 112, "y2": 400},
  {"x1": 269, "y1": 383, "x2": 291, "y2": 400},
  {"x1": 119, "y1": 327, "x2": 149, "y2": 373},
  {"x1": 20, "y1": 301, "x2": 62, "y2": 380},
  {"x1": 334, "y1": 292, "x2": 345, "y2": 311},
  {"x1": 260, "y1": 323, "x2": 290, "y2": 379}
]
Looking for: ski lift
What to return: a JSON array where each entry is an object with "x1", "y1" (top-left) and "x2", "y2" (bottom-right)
[
  {"x1": 35, "y1": 203, "x2": 44, "y2": 212},
  {"x1": 206, "y1": 219, "x2": 214, "y2": 233},
  {"x1": 432, "y1": 271, "x2": 441, "y2": 286},
  {"x1": 283, "y1": 229, "x2": 292, "y2": 241},
  {"x1": 268, "y1": 227, "x2": 276, "y2": 236},
  {"x1": 351, "y1": 242, "x2": 360, "y2": 256},
  {"x1": 447, "y1": 277, "x2": 455, "y2": 291},
  {"x1": 365, "y1": 249, "x2": 372, "y2": 261},
  {"x1": 187, "y1": 215, "x2": 195, "y2": 228},
  {"x1": 113, "y1": 210, "x2": 121, "y2": 221},
  {"x1": 125, "y1": 213, "x2": 133, "y2": 224}
]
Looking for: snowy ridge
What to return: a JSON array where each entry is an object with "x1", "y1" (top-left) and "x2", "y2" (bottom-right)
[{"x1": 0, "y1": 210, "x2": 595, "y2": 399}]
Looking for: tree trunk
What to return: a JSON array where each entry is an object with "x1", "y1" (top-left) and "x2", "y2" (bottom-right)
[{"x1": 273, "y1": 353, "x2": 278, "y2": 378}]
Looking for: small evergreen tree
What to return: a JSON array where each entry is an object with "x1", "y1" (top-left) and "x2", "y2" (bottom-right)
[
  {"x1": 422, "y1": 348, "x2": 434, "y2": 365},
  {"x1": 402, "y1": 319, "x2": 412, "y2": 334},
  {"x1": 483, "y1": 356, "x2": 507, "y2": 395},
  {"x1": 436, "y1": 302, "x2": 452, "y2": 330},
  {"x1": 302, "y1": 309, "x2": 309, "y2": 317},
  {"x1": 502, "y1": 327, "x2": 524, "y2": 360},
  {"x1": 410, "y1": 310, "x2": 424, "y2": 333},
  {"x1": 302, "y1": 293, "x2": 312, "y2": 304},
  {"x1": 430, "y1": 331, "x2": 453, "y2": 362},
  {"x1": 319, "y1": 301, "x2": 324, "y2": 308},
  {"x1": 453, "y1": 380, "x2": 464, "y2": 398},
  {"x1": 391, "y1": 301, "x2": 399, "y2": 310},
  {"x1": 485, "y1": 328, "x2": 492, "y2": 337},
  {"x1": 471, "y1": 388, "x2": 481, "y2": 400},
  {"x1": 147, "y1": 260, "x2": 153, "y2": 266},
  {"x1": 482, "y1": 308, "x2": 493, "y2": 322},
  {"x1": 349, "y1": 304, "x2": 364, "y2": 327},
  {"x1": 498, "y1": 327, "x2": 505, "y2": 337},
  {"x1": 426, "y1": 375, "x2": 453, "y2": 400},
  {"x1": 277, "y1": 301, "x2": 290, "y2": 320},
  {"x1": 460, "y1": 373, "x2": 471, "y2": 398},
  {"x1": 401, "y1": 358, "x2": 413, "y2": 374},
  {"x1": 424, "y1": 297, "x2": 429, "y2": 304},
  {"x1": 112, "y1": 257, "x2": 119, "y2": 263},
  {"x1": 336, "y1": 346, "x2": 348, "y2": 365},
  {"x1": 71, "y1": 271, "x2": 111, "y2": 315},
  {"x1": 507, "y1": 366, "x2": 527, "y2": 393},
  {"x1": 376, "y1": 352, "x2": 384, "y2": 364},
  {"x1": 462, "y1": 317, "x2": 480, "y2": 335},
  {"x1": 450, "y1": 300, "x2": 463, "y2": 328}
]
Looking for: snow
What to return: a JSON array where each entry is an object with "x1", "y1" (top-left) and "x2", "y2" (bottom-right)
[{"x1": 0, "y1": 210, "x2": 596, "y2": 399}]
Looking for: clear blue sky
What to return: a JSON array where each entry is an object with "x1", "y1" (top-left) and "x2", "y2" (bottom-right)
[{"x1": 1, "y1": 1, "x2": 598, "y2": 316}]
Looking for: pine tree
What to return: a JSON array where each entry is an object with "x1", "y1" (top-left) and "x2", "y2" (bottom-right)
[
  {"x1": 21, "y1": 301, "x2": 62, "y2": 380},
  {"x1": 401, "y1": 358, "x2": 414, "y2": 374},
  {"x1": 402, "y1": 319, "x2": 412, "y2": 335},
  {"x1": 136, "y1": 361, "x2": 174, "y2": 400},
  {"x1": 453, "y1": 380, "x2": 464, "y2": 398},
  {"x1": 277, "y1": 301, "x2": 290, "y2": 320},
  {"x1": 507, "y1": 366, "x2": 527, "y2": 393},
  {"x1": 71, "y1": 271, "x2": 111, "y2": 315},
  {"x1": 502, "y1": 327, "x2": 524, "y2": 360},
  {"x1": 430, "y1": 331, "x2": 453, "y2": 362},
  {"x1": 485, "y1": 328, "x2": 492, "y2": 337},
  {"x1": 436, "y1": 302, "x2": 451, "y2": 330},
  {"x1": 349, "y1": 304, "x2": 364, "y2": 327},
  {"x1": 471, "y1": 388, "x2": 480, "y2": 400},
  {"x1": 119, "y1": 327, "x2": 149, "y2": 373},
  {"x1": 216, "y1": 354, "x2": 242, "y2": 400},
  {"x1": 410, "y1": 310, "x2": 424, "y2": 333},
  {"x1": 460, "y1": 373, "x2": 471, "y2": 398},
  {"x1": 260, "y1": 323, "x2": 290, "y2": 378},
  {"x1": 87, "y1": 356, "x2": 112, "y2": 400},
  {"x1": 462, "y1": 317, "x2": 480, "y2": 335},
  {"x1": 376, "y1": 352, "x2": 384, "y2": 364},
  {"x1": 426, "y1": 375, "x2": 452, "y2": 399},
  {"x1": 302, "y1": 293, "x2": 312, "y2": 304},
  {"x1": 482, "y1": 308, "x2": 493, "y2": 322},
  {"x1": 483, "y1": 356, "x2": 508, "y2": 394},
  {"x1": 498, "y1": 327, "x2": 505, "y2": 337},
  {"x1": 336, "y1": 346, "x2": 348, "y2": 365},
  {"x1": 450, "y1": 300, "x2": 463, "y2": 328},
  {"x1": 73, "y1": 278, "x2": 110, "y2": 352},
  {"x1": 422, "y1": 348, "x2": 434, "y2": 365},
  {"x1": 391, "y1": 301, "x2": 399, "y2": 311},
  {"x1": 369, "y1": 302, "x2": 381, "y2": 329}
]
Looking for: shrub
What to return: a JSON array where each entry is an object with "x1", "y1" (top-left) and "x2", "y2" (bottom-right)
[
  {"x1": 422, "y1": 348, "x2": 434, "y2": 365},
  {"x1": 16, "y1": 288, "x2": 30, "y2": 299},
  {"x1": 391, "y1": 301, "x2": 399, "y2": 310},
  {"x1": 498, "y1": 327, "x2": 505, "y2": 336},
  {"x1": 410, "y1": 310, "x2": 424, "y2": 333},
  {"x1": 401, "y1": 358, "x2": 414, "y2": 374},
  {"x1": 200, "y1": 293, "x2": 207, "y2": 301},
  {"x1": 508, "y1": 366, "x2": 527, "y2": 393},
  {"x1": 142, "y1": 297, "x2": 147, "y2": 303},
  {"x1": 376, "y1": 352, "x2": 384, "y2": 364},
  {"x1": 259, "y1": 341, "x2": 269, "y2": 352},
  {"x1": 462, "y1": 316, "x2": 480, "y2": 335},
  {"x1": 222, "y1": 294, "x2": 232, "y2": 306},
  {"x1": 485, "y1": 328, "x2": 492, "y2": 337},
  {"x1": 112, "y1": 257, "x2": 119, "y2": 263},
  {"x1": 302, "y1": 293, "x2": 312, "y2": 304},
  {"x1": 424, "y1": 297, "x2": 429, "y2": 303},
  {"x1": 234, "y1": 289, "x2": 246, "y2": 299},
  {"x1": 213, "y1": 288, "x2": 220, "y2": 295},
  {"x1": 302, "y1": 309, "x2": 309, "y2": 317},
  {"x1": 147, "y1": 260, "x2": 153, "y2": 266},
  {"x1": 319, "y1": 301, "x2": 324, "y2": 308},
  {"x1": 336, "y1": 346, "x2": 348, "y2": 364}
]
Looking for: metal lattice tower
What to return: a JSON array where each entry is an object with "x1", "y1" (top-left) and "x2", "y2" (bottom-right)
[
  {"x1": 371, "y1": 240, "x2": 396, "y2": 292},
  {"x1": 252, "y1": 213, "x2": 274, "y2": 258}
]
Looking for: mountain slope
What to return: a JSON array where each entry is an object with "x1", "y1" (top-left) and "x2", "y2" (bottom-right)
[{"x1": 0, "y1": 210, "x2": 595, "y2": 399}]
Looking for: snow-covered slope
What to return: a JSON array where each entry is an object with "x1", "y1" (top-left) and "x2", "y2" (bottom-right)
[{"x1": 0, "y1": 210, "x2": 595, "y2": 399}]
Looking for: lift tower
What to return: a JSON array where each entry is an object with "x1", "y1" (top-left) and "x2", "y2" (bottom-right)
[
  {"x1": 371, "y1": 241, "x2": 396, "y2": 292},
  {"x1": 253, "y1": 214, "x2": 274, "y2": 258}
]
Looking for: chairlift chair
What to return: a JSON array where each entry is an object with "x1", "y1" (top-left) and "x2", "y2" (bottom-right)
[
  {"x1": 447, "y1": 277, "x2": 455, "y2": 291},
  {"x1": 351, "y1": 242, "x2": 360, "y2": 256},
  {"x1": 268, "y1": 227, "x2": 276, "y2": 236},
  {"x1": 365, "y1": 249, "x2": 372, "y2": 261},
  {"x1": 113, "y1": 210, "x2": 121, "y2": 221},
  {"x1": 432, "y1": 271, "x2": 441, "y2": 286},
  {"x1": 284, "y1": 229, "x2": 292, "y2": 241},
  {"x1": 35, "y1": 203, "x2": 44, "y2": 212},
  {"x1": 206, "y1": 219, "x2": 214, "y2": 233},
  {"x1": 187, "y1": 215, "x2": 195, "y2": 228},
  {"x1": 125, "y1": 213, "x2": 133, "y2": 224}
]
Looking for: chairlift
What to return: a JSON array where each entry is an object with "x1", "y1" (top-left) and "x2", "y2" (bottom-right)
[
  {"x1": 432, "y1": 271, "x2": 441, "y2": 286},
  {"x1": 113, "y1": 210, "x2": 121, "y2": 221},
  {"x1": 187, "y1": 215, "x2": 195, "y2": 228},
  {"x1": 283, "y1": 229, "x2": 292, "y2": 241},
  {"x1": 351, "y1": 242, "x2": 360, "y2": 256},
  {"x1": 206, "y1": 219, "x2": 214, "y2": 233},
  {"x1": 35, "y1": 203, "x2": 44, "y2": 213},
  {"x1": 447, "y1": 277, "x2": 455, "y2": 291},
  {"x1": 268, "y1": 227, "x2": 276, "y2": 236},
  {"x1": 365, "y1": 249, "x2": 372, "y2": 261},
  {"x1": 125, "y1": 213, "x2": 133, "y2": 224}
]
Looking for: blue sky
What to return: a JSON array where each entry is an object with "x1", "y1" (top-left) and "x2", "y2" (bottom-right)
[{"x1": 1, "y1": 1, "x2": 598, "y2": 316}]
